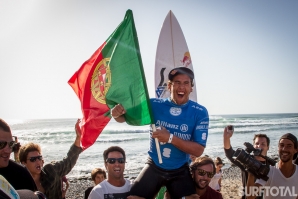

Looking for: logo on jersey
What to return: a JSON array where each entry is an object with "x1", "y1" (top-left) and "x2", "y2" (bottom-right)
[
  {"x1": 162, "y1": 148, "x2": 171, "y2": 158},
  {"x1": 202, "y1": 133, "x2": 207, "y2": 140},
  {"x1": 191, "y1": 105, "x2": 203, "y2": 111},
  {"x1": 170, "y1": 107, "x2": 182, "y2": 116},
  {"x1": 180, "y1": 124, "x2": 188, "y2": 132}
]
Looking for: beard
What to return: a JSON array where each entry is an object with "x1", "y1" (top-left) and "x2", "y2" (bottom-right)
[
  {"x1": 194, "y1": 179, "x2": 209, "y2": 189},
  {"x1": 279, "y1": 151, "x2": 292, "y2": 163}
]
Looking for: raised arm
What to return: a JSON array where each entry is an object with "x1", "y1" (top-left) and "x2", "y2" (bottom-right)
[
  {"x1": 74, "y1": 119, "x2": 82, "y2": 147},
  {"x1": 223, "y1": 125, "x2": 233, "y2": 149},
  {"x1": 43, "y1": 119, "x2": 83, "y2": 177}
]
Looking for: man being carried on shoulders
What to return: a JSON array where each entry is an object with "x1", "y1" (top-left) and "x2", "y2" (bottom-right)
[
  {"x1": 246, "y1": 133, "x2": 298, "y2": 199},
  {"x1": 112, "y1": 67, "x2": 209, "y2": 199}
]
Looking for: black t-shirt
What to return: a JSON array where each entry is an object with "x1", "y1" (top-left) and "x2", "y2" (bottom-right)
[
  {"x1": 0, "y1": 160, "x2": 37, "y2": 191},
  {"x1": 85, "y1": 186, "x2": 93, "y2": 199}
]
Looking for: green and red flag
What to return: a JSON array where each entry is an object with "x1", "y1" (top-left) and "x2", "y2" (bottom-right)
[{"x1": 68, "y1": 10, "x2": 153, "y2": 150}]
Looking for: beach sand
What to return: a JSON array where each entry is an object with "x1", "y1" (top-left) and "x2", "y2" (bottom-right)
[{"x1": 65, "y1": 166, "x2": 243, "y2": 199}]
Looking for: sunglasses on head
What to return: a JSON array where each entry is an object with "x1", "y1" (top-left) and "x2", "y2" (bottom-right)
[
  {"x1": 0, "y1": 141, "x2": 16, "y2": 150},
  {"x1": 106, "y1": 158, "x2": 125, "y2": 164},
  {"x1": 28, "y1": 156, "x2": 43, "y2": 162},
  {"x1": 197, "y1": 169, "x2": 215, "y2": 178}
]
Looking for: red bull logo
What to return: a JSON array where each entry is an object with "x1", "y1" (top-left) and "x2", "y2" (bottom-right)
[{"x1": 181, "y1": 52, "x2": 191, "y2": 67}]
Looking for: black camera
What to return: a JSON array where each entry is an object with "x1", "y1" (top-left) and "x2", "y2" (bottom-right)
[
  {"x1": 233, "y1": 142, "x2": 276, "y2": 181},
  {"x1": 227, "y1": 125, "x2": 234, "y2": 133},
  {"x1": 12, "y1": 136, "x2": 21, "y2": 153},
  {"x1": 12, "y1": 142, "x2": 21, "y2": 153}
]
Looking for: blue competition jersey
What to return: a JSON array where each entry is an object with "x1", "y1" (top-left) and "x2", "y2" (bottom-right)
[{"x1": 148, "y1": 98, "x2": 209, "y2": 170}]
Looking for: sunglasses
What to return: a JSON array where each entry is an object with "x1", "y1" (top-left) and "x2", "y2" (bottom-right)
[
  {"x1": 196, "y1": 169, "x2": 215, "y2": 178},
  {"x1": 0, "y1": 141, "x2": 16, "y2": 150},
  {"x1": 28, "y1": 156, "x2": 43, "y2": 162},
  {"x1": 106, "y1": 158, "x2": 125, "y2": 164}
]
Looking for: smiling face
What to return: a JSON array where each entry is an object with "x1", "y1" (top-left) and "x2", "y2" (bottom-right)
[
  {"x1": 0, "y1": 129, "x2": 13, "y2": 168},
  {"x1": 278, "y1": 139, "x2": 297, "y2": 163},
  {"x1": 22, "y1": 151, "x2": 44, "y2": 176},
  {"x1": 193, "y1": 163, "x2": 214, "y2": 190},
  {"x1": 105, "y1": 151, "x2": 125, "y2": 181},
  {"x1": 168, "y1": 74, "x2": 192, "y2": 105}
]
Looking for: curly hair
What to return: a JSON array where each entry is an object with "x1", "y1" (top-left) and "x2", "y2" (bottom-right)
[
  {"x1": 190, "y1": 156, "x2": 216, "y2": 174},
  {"x1": 19, "y1": 142, "x2": 41, "y2": 163}
]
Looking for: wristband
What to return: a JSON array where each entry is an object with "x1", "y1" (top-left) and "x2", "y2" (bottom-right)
[{"x1": 168, "y1": 133, "x2": 173, "y2": 143}]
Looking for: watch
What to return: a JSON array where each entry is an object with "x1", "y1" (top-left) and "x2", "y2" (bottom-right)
[{"x1": 168, "y1": 133, "x2": 173, "y2": 143}]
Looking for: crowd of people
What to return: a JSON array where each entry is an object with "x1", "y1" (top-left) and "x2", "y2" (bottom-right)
[{"x1": 0, "y1": 67, "x2": 297, "y2": 199}]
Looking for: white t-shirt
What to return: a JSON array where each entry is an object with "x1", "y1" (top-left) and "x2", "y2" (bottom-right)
[
  {"x1": 209, "y1": 171, "x2": 222, "y2": 191},
  {"x1": 256, "y1": 164, "x2": 298, "y2": 199},
  {"x1": 88, "y1": 179, "x2": 132, "y2": 199}
]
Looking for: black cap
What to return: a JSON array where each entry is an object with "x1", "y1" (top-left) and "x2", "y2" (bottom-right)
[
  {"x1": 279, "y1": 133, "x2": 297, "y2": 149},
  {"x1": 168, "y1": 67, "x2": 194, "y2": 82}
]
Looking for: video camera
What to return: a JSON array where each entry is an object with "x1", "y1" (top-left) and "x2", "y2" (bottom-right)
[{"x1": 232, "y1": 141, "x2": 276, "y2": 181}]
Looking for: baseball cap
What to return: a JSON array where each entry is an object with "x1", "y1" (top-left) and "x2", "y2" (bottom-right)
[
  {"x1": 168, "y1": 67, "x2": 194, "y2": 82},
  {"x1": 279, "y1": 133, "x2": 297, "y2": 149}
]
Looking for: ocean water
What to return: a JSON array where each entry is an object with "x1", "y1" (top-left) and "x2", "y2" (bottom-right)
[{"x1": 8, "y1": 113, "x2": 298, "y2": 178}]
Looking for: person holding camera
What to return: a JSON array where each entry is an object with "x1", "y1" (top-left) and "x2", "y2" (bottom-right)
[
  {"x1": 223, "y1": 125, "x2": 270, "y2": 199},
  {"x1": 246, "y1": 133, "x2": 298, "y2": 199}
]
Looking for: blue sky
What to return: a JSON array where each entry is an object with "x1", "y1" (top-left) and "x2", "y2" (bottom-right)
[{"x1": 1, "y1": 0, "x2": 297, "y2": 119}]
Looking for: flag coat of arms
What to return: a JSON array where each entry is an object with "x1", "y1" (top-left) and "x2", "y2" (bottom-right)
[{"x1": 68, "y1": 10, "x2": 152, "y2": 149}]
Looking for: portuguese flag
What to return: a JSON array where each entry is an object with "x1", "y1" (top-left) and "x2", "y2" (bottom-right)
[{"x1": 68, "y1": 10, "x2": 152, "y2": 150}]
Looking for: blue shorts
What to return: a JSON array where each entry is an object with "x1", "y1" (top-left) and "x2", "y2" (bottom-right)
[{"x1": 129, "y1": 158, "x2": 195, "y2": 199}]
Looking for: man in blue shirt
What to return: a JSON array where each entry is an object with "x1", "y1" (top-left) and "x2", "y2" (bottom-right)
[{"x1": 112, "y1": 67, "x2": 209, "y2": 199}]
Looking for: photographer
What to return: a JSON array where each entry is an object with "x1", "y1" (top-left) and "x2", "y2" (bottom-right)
[
  {"x1": 246, "y1": 133, "x2": 298, "y2": 199},
  {"x1": 223, "y1": 125, "x2": 270, "y2": 199},
  {"x1": 12, "y1": 136, "x2": 21, "y2": 163}
]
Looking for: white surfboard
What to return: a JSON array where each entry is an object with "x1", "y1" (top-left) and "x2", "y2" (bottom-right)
[{"x1": 155, "y1": 10, "x2": 197, "y2": 102}]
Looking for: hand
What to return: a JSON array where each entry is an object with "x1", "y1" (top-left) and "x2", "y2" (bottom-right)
[
  {"x1": 111, "y1": 104, "x2": 126, "y2": 118},
  {"x1": 152, "y1": 126, "x2": 171, "y2": 143},
  {"x1": 223, "y1": 125, "x2": 234, "y2": 139},
  {"x1": 74, "y1": 119, "x2": 82, "y2": 148},
  {"x1": 75, "y1": 119, "x2": 82, "y2": 138}
]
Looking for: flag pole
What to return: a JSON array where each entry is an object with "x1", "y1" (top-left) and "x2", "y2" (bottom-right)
[{"x1": 151, "y1": 124, "x2": 163, "y2": 164}]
